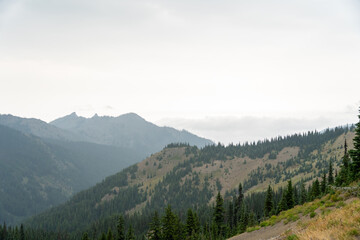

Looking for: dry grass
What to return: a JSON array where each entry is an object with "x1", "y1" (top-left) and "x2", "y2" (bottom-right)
[{"x1": 295, "y1": 199, "x2": 360, "y2": 240}]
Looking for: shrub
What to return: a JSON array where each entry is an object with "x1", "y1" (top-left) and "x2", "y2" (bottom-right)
[{"x1": 287, "y1": 234, "x2": 299, "y2": 240}]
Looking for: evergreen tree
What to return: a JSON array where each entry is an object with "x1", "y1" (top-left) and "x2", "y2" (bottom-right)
[
  {"x1": 336, "y1": 140, "x2": 351, "y2": 186},
  {"x1": 100, "y1": 233, "x2": 106, "y2": 240},
  {"x1": 233, "y1": 183, "x2": 244, "y2": 228},
  {"x1": 237, "y1": 183, "x2": 244, "y2": 208},
  {"x1": 213, "y1": 192, "x2": 225, "y2": 236},
  {"x1": 117, "y1": 215, "x2": 125, "y2": 240},
  {"x1": 264, "y1": 185, "x2": 274, "y2": 218},
  {"x1": 278, "y1": 191, "x2": 288, "y2": 212},
  {"x1": 82, "y1": 232, "x2": 89, "y2": 240},
  {"x1": 299, "y1": 181, "x2": 307, "y2": 205},
  {"x1": 2, "y1": 222, "x2": 7, "y2": 240},
  {"x1": 173, "y1": 214, "x2": 184, "y2": 240},
  {"x1": 344, "y1": 139, "x2": 350, "y2": 169},
  {"x1": 239, "y1": 204, "x2": 249, "y2": 233},
  {"x1": 193, "y1": 212, "x2": 200, "y2": 235},
  {"x1": 320, "y1": 172, "x2": 327, "y2": 194},
  {"x1": 107, "y1": 229, "x2": 114, "y2": 240},
  {"x1": 126, "y1": 225, "x2": 135, "y2": 240},
  {"x1": 227, "y1": 201, "x2": 234, "y2": 230},
  {"x1": 328, "y1": 159, "x2": 334, "y2": 185},
  {"x1": 311, "y1": 179, "x2": 320, "y2": 199},
  {"x1": 350, "y1": 108, "x2": 360, "y2": 180},
  {"x1": 148, "y1": 211, "x2": 161, "y2": 240},
  {"x1": 285, "y1": 180, "x2": 294, "y2": 209},
  {"x1": 186, "y1": 209, "x2": 195, "y2": 237},
  {"x1": 20, "y1": 224, "x2": 24, "y2": 240},
  {"x1": 293, "y1": 185, "x2": 299, "y2": 206},
  {"x1": 162, "y1": 205, "x2": 176, "y2": 240}
]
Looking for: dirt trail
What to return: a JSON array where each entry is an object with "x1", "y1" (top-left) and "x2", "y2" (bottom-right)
[{"x1": 228, "y1": 221, "x2": 297, "y2": 240}]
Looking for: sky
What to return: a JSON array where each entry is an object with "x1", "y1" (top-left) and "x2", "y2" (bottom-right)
[{"x1": 0, "y1": 0, "x2": 359, "y2": 144}]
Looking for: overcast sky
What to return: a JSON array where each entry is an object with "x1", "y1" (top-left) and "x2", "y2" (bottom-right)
[{"x1": 0, "y1": 0, "x2": 359, "y2": 144}]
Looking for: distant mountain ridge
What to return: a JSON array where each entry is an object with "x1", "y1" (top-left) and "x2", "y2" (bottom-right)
[
  {"x1": 50, "y1": 112, "x2": 213, "y2": 155},
  {"x1": 0, "y1": 114, "x2": 83, "y2": 141},
  {"x1": 0, "y1": 112, "x2": 213, "y2": 224}
]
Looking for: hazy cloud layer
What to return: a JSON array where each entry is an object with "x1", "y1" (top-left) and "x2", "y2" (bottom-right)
[
  {"x1": 0, "y1": 0, "x2": 359, "y2": 143},
  {"x1": 157, "y1": 113, "x2": 357, "y2": 145}
]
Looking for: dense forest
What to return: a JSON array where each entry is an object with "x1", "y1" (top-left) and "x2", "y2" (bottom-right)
[{"x1": 1, "y1": 108, "x2": 359, "y2": 240}]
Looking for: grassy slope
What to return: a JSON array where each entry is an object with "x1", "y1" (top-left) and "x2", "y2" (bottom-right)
[
  {"x1": 27, "y1": 128, "x2": 355, "y2": 235},
  {"x1": 97, "y1": 131, "x2": 355, "y2": 214},
  {"x1": 231, "y1": 186, "x2": 360, "y2": 240}
]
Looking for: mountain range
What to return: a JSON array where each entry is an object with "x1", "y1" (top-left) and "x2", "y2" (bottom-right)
[
  {"x1": 0, "y1": 113, "x2": 212, "y2": 224},
  {"x1": 26, "y1": 125, "x2": 355, "y2": 238}
]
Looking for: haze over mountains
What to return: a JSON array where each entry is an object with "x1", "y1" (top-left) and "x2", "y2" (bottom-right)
[
  {"x1": 0, "y1": 112, "x2": 212, "y2": 224},
  {"x1": 51, "y1": 112, "x2": 213, "y2": 155}
]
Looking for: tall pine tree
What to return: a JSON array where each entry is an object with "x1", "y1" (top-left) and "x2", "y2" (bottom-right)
[
  {"x1": 264, "y1": 185, "x2": 274, "y2": 218},
  {"x1": 148, "y1": 211, "x2": 161, "y2": 240},
  {"x1": 117, "y1": 215, "x2": 125, "y2": 240},
  {"x1": 328, "y1": 159, "x2": 334, "y2": 185},
  {"x1": 126, "y1": 225, "x2": 135, "y2": 240},
  {"x1": 285, "y1": 180, "x2": 294, "y2": 209},
  {"x1": 320, "y1": 172, "x2": 327, "y2": 194},
  {"x1": 214, "y1": 192, "x2": 225, "y2": 236},
  {"x1": 350, "y1": 108, "x2": 360, "y2": 179},
  {"x1": 162, "y1": 205, "x2": 176, "y2": 240}
]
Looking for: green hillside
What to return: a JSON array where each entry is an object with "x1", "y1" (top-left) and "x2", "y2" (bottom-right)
[
  {"x1": 0, "y1": 124, "x2": 140, "y2": 224},
  {"x1": 25, "y1": 125, "x2": 355, "y2": 238}
]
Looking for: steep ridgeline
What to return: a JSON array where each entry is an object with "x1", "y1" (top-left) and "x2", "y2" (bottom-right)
[
  {"x1": 0, "y1": 124, "x2": 141, "y2": 225},
  {"x1": 27, "y1": 126, "x2": 354, "y2": 238},
  {"x1": 0, "y1": 114, "x2": 83, "y2": 142},
  {"x1": 50, "y1": 112, "x2": 213, "y2": 157}
]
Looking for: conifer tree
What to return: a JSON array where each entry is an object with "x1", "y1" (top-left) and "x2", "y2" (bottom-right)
[
  {"x1": 237, "y1": 183, "x2": 244, "y2": 208},
  {"x1": 294, "y1": 185, "x2": 299, "y2": 206},
  {"x1": 328, "y1": 159, "x2": 334, "y2": 185},
  {"x1": 214, "y1": 192, "x2": 225, "y2": 236},
  {"x1": 299, "y1": 181, "x2": 307, "y2": 204},
  {"x1": 193, "y1": 212, "x2": 200, "y2": 235},
  {"x1": 239, "y1": 205, "x2": 249, "y2": 233},
  {"x1": 285, "y1": 180, "x2": 294, "y2": 209},
  {"x1": 126, "y1": 225, "x2": 135, "y2": 240},
  {"x1": 162, "y1": 205, "x2": 176, "y2": 240},
  {"x1": 336, "y1": 140, "x2": 351, "y2": 186},
  {"x1": 148, "y1": 211, "x2": 161, "y2": 240},
  {"x1": 278, "y1": 190, "x2": 288, "y2": 212},
  {"x1": 82, "y1": 232, "x2": 89, "y2": 240},
  {"x1": 311, "y1": 179, "x2": 320, "y2": 199},
  {"x1": 186, "y1": 209, "x2": 195, "y2": 237},
  {"x1": 20, "y1": 224, "x2": 24, "y2": 240},
  {"x1": 264, "y1": 185, "x2": 274, "y2": 218},
  {"x1": 107, "y1": 229, "x2": 114, "y2": 240},
  {"x1": 100, "y1": 233, "x2": 106, "y2": 240},
  {"x1": 350, "y1": 108, "x2": 360, "y2": 179},
  {"x1": 320, "y1": 172, "x2": 327, "y2": 194},
  {"x1": 173, "y1": 214, "x2": 184, "y2": 240},
  {"x1": 117, "y1": 215, "x2": 125, "y2": 240},
  {"x1": 227, "y1": 202, "x2": 234, "y2": 229}
]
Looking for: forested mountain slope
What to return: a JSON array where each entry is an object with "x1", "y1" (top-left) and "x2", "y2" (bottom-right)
[
  {"x1": 26, "y1": 126, "x2": 355, "y2": 238},
  {"x1": 51, "y1": 112, "x2": 213, "y2": 156},
  {"x1": 0, "y1": 124, "x2": 140, "y2": 224}
]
